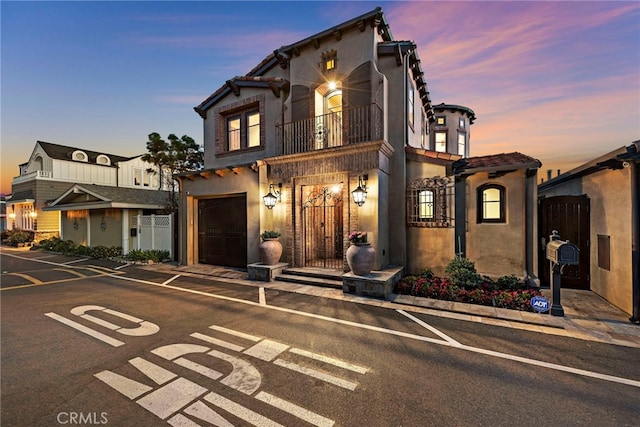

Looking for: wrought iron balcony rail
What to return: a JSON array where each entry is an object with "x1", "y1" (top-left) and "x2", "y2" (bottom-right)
[{"x1": 276, "y1": 103, "x2": 383, "y2": 156}]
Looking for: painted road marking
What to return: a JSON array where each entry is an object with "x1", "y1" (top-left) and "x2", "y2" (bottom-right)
[
  {"x1": 273, "y1": 358, "x2": 359, "y2": 391},
  {"x1": 69, "y1": 305, "x2": 160, "y2": 337},
  {"x1": 397, "y1": 309, "x2": 461, "y2": 345},
  {"x1": 259, "y1": 287, "x2": 266, "y2": 305},
  {"x1": 61, "y1": 258, "x2": 90, "y2": 264},
  {"x1": 129, "y1": 357, "x2": 177, "y2": 385},
  {"x1": 94, "y1": 370, "x2": 153, "y2": 398},
  {"x1": 190, "y1": 332, "x2": 246, "y2": 352},
  {"x1": 256, "y1": 391, "x2": 334, "y2": 427},
  {"x1": 3, "y1": 272, "x2": 43, "y2": 285},
  {"x1": 53, "y1": 268, "x2": 87, "y2": 278},
  {"x1": 203, "y1": 391, "x2": 284, "y2": 427},
  {"x1": 243, "y1": 339, "x2": 289, "y2": 362},
  {"x1": 45, "y1": 312, "x2": 125, "y2": 347},
  {"x1": 289, "y1": 347, "x2": 369, "y2": 374},
  {"x1": 137, "y1": 377, "x2": 208, "y2": 420},
  {"x1": 181, "y1": 400, "x2": 233, "y2": 427},
  {"x1": 162, "y1": 274, "x2": 181, "y2": 285},
  {"x1": 208, "y1": 324, "x2": 261, "y2": 342}
]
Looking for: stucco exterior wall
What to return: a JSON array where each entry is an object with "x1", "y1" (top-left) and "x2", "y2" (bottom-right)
[
  {"x1": 180, "y1": 171, "x2": 260, "y2": 265},
  {"x1": 466, "y1": 170, "x2": 528, "y2": 278},
  {"x1": 89, "y1": 209, "x2": 123, "y2": 248},
  {"x1": 62, "y1": 211, "x2": 88, "y2": 246},
  {"x1": 583, "y1": 168, "x2": 632, "y2": 314}
]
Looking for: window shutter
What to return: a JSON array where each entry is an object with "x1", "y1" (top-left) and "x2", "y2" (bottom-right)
[
  {"x1": 291, "y1": 85, "x2": 311, "y2": 122},
  {"x1": 344, "y1": 62, "x2": 372, "y2": 143}
]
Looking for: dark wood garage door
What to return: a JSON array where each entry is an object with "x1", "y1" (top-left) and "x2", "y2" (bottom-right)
[
  {"x1": 198, "y1": 195, "x2": 247, "y2": 268},
  {"x1": 539, "y1": 195, "x2": 590, "y2": 289}
]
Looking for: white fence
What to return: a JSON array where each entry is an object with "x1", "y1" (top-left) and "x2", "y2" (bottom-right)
[{"x1": 135, "y1": 214, "x2": 173, "y2": 258}]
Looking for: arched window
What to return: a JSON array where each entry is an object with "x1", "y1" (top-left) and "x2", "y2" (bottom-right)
[
  {"x1": 407, "y1": 177, "x2": 453, "y2": 227},
  {"x1": 96, "y1": 154, "x2": 111, "y2": 165},
  {"x1": 72, "y1": 150, "x2": 88, "y2": 162},
  {"x1": 477, "y1": 184, "x2": 506, "y2": 223}
]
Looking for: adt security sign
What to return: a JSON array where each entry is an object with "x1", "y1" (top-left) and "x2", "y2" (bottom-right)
[{"x1": 531, "y1": 296, "x2": 550, "y2": 313}]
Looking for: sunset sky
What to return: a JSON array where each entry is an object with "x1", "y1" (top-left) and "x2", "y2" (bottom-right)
[{"x1": 2, "y1": 1, "x2": 639, "y2": 195}]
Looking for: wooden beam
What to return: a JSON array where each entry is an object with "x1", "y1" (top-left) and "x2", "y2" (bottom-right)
[
  {"x1": 199, "y1": 171, "x2": 213, "y2": 179},
  {"x1": 214, "y1": 169, "x2": 225, "y2": 177}
]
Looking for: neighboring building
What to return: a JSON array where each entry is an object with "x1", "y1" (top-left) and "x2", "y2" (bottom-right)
[
  {"x1": 538, "y1": 142, "x2": 640, "y2": 321},
  {"x1": 177, "y1": 7, "x2": 540, "y2": 283},
  {"x1": 0, "y1": 196, "x2": 6, "y2": 231},
  {"x1": 7, "y1": 140, "x2": 171, "y2": 252}
]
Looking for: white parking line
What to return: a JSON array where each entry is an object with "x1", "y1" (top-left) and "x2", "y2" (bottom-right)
[
  {"x1": 289, "y1": 347, "x2": 369, "y2": 374},
  {"x1": 259, "y1": 287, "x2": 266, "y2": 305}
]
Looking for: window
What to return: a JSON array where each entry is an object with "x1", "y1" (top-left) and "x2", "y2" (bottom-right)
[
  {"x1": 96, "y1": 154, "x2": 111, "y2": 165},
  {"x1": 418, "y1": 190, "x2": 435, "y2": 220},
  {"x1": 134, "y1": 168, "x2": 151, "y2": 187},
  {"x1": 408, "y1": 85, "x2": 415, "y2": 129},
  {"x1": 421, "y1": 110, "x2": 427, "y2": 148},
  {"x1": 459, "y1": 118, "x2": 465, "y2": 128},
  {"x1": 407, "y1": 177, "x2": 453, "y2": 227},
  {"x1": 458, "y1": 132, "x2": 466, "y2": 157},
  {"x1": 72, "y1": 150, "x2": 88, "y2": 162},
  {"x1": 321, "y1": 49, "x2": 337, "y2": 74},
  {"x1": 436, "y1": 116, "x2": 446, "y2": 126},
  {"x1": 477, "y1": 184, "x2": 506, "y2": 223},
  {"x1": 225, "y1": 109, "x2": 260, "y2": 151},
  {"x1": 435, "y1": 132, "x2": 447, "y2": 152}
]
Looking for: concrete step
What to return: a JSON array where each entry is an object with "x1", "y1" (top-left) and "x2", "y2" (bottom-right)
[
  {"x1": 275, "y1": 269, "x2": 343, "y2": 289},
  {"x1": 281, "y1": 267, "x2": 343, "y2": 282}
]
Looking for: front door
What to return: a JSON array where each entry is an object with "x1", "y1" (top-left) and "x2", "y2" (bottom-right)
[
  {"x1": 302, "y1": 185, "x2": 344, "y2": 269},
  {"x1": 198, "y1": 195, "x2": 247, "y2": 268},
  {"x1": 539, "y1": 195, "x2": 590, "y2": 289}
]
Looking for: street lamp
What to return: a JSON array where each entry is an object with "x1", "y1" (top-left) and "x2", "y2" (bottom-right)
[
  {"x1": 351, "y1": 175, "x2": 368, "y2": 207},
  {"x1": 263, "y1": 183, "x2": 282, "y2": 209}
]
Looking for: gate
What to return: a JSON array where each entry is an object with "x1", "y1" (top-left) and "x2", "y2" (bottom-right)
[
  {"x1": 538, "y1": 195, "x2": 590, "y2": 289},
  {"x1": 198, "y1": 195, "x2": 247, "y2": 268},
  {"x1": 136, "y1": 214, "x2": 173, "y2": 259},
  {"x1": 302, "y1": 185, "x2": 344, "y2": 269}
]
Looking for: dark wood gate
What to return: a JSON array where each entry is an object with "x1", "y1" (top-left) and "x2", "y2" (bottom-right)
[
  {"x1": 302, "y1": 185, "x2": 344, "y2": 269},
  {"x1": 539, "y1": 195, "x2": 590, "y2": 289},
  {"x1": 198, "y1": 195, "x2": 247, "y2": 268}
]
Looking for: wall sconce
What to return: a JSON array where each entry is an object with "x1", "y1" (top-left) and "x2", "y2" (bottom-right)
[
  {"x1": 263, "y1": 183, "x2": 282, "y2": 209},
  {"x1": 29, "y1": 210, "x2": 38, "y2": 230},
  {"x1": 352, "y1": 174, "x2": 368, "y2": 207},
  {"x1": 8, "y1": 212, "x2": 16, "y2": 220}
]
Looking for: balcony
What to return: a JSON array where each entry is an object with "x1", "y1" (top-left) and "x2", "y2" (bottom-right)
[
  {"x1": 12, "y1": 170, "x2": 52, "y2": 184},
  {"x1": 276, "y1": 103, "x2": 383, "y2": 156}
]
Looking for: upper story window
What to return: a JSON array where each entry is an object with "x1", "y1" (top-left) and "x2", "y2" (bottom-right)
[
  {"x1": 96, "y1": 154, "x2": 111, "y2": 165},
  {"x1": 215, "y1": 95, "x2": 264, "y2": 155},
  {"x1": 72, "y1": 150, "x2": 88, "y2": 162},
  {"x1": 408, "y1": 85, "x2": 415, "y2": 130},
  {"x1": 226, "y1": 109, "x2": 260, "y2": 151},
  {"x1": 134, "y1": 168, "x2": 157, "y2": 187},
  {"x1": 421, "y1": 111, "x2": 427, "y2": 149},
  {"x1": 459, "y1": 118, "x2": 465, "y2": 128},
  {"x1": 321, "y1": 49, "x2": 337, "y2": 74},
  {"x1": 435, "y1": 131, "x2": 447, "y2": 153},
  {"x1": 436, "y1": 116, "x2": 446, "y2": 126},
  {"x1": 458, "y1": 132, "x2": 466, "y2": 157},
  {"x1": 407, "y1": 177, "x2": 453, "y2": 227},
  {"x1": 477, "y1": 184, "x2": 506, "y2": 223}
]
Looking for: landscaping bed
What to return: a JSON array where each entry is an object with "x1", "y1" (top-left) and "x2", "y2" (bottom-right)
[{"x1": 395, "y1": 256, "x2": 543, "y2": 312}]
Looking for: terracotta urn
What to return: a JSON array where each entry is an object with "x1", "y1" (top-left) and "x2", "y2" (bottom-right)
[
  {"x1": 346, "y1": 242, "x2": 375, "y2": 276},
  {"x1": 259, "y1": 238, "x2": 283, "y2": 265}
]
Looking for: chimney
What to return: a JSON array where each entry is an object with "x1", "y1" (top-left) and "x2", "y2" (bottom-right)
[
  {"x1": 547, "y1": 169, "x2": 552, "y2": 181},
  {"x1": 557, "y1": 169, "x2": 561, "y2": 177}
]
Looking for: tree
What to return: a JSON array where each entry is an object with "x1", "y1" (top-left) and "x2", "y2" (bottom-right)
[{"x1": 142, "y1": 132, "x2": 204, "y2": 212}]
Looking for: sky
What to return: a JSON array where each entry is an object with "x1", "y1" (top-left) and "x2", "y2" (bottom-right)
[{"x1": 1, "y1": 1, "x2": 639, "y2": 195}]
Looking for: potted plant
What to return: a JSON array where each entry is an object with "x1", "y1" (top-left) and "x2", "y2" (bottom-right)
[
  {"x1": 346, "y1": 231, "x2": 375, "y2": 276},
  {"x1": 259, "y1": 230, "x2": 282, "y2": 265}
]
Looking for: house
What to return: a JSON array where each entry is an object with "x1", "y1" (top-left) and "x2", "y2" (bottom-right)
[
  {"x1": 538, "y1": 142, "x2": 640, "y2": 321},
  {"x1": 177, "y1": 7, "x2": 540, "y2": 286},
  {"x1": 7, "y1": 140, "x2": 171, "y2": 253}
]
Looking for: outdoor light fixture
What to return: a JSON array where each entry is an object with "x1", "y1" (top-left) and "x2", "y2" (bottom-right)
[
  {"x1": 263, "y1": 183, "x2": 282, "y2": 209},
  {"x1": 8, "y1": 212, "x2": 15, "y2": 220},
  {"x1": 351, "y1": 174, "x2": 368, "y2": 207}
]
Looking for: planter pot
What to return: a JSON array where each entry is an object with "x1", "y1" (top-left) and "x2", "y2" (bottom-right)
[
  {"x1": 259, "y1": 238, "x2": 283, "y2": 265},
  {"x1": 346, "y1": 242, "x2": 375, "y2": 276}
]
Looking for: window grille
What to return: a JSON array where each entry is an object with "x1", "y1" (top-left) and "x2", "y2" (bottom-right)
[{"x1": 407, "y1": 176, "x2": 454, "y2": 227}]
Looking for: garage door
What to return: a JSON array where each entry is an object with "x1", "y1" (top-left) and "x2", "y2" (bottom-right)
[{"x1": 198, "y1": 195, "x2": 247, "y2": 267}]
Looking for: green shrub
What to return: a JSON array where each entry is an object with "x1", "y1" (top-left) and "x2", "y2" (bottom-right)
[
  {"x1": 125, "y1": 249, "x2": 146, "y2": 261},
  {"x1": 145, "y1": 249, "x2": 169, "y2": 263},
  {"x1": 6, "y1": 229, "x2": 33, "y2": 246},
  {"x1": 495, "y1": 274, "x2": 524, "y2": 291},
  {"x1": 418, "y1": 268, "x2": 435, "y2": 280},
  {"x1": 445, "y1": 255, "x2": 481, "y2": 289},
  {"x1": 125, "y1": 249, "x2": 169, "y2": 263}
]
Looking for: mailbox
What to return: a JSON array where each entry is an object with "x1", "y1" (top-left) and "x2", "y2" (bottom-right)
[{"x1": 546, "y1": 240, "x2": 579, "y2": 265}]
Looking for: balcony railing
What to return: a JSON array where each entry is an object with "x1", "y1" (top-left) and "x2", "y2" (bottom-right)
[
  {"x1": 12, "y1": 170, "x2": 52, "y2": 184},
  {"x1": 276, "y1": 103, "x2": 383, "y2": 156}
]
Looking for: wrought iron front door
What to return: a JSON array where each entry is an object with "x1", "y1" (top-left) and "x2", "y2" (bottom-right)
[{"x1": 302, "y1": 185, "x2": 344, "y2": 269}]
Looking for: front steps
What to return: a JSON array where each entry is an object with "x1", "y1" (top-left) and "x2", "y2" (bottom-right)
[{"x1": 274, "y1": 267, "x2": 343, "y2": 289}]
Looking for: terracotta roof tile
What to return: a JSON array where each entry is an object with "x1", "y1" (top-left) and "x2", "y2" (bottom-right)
[{"x1": 454, "y1": 152, "x2": 541, "y2": 174}]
